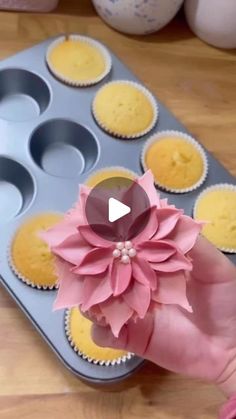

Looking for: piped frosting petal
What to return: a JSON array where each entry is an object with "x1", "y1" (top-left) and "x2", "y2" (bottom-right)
[
  {"x1": 53, "y1": 259, "x2": 83, "y2": 310},
  {"x1": 153, "y1": 271, "x2": 192, "y2": 312}
]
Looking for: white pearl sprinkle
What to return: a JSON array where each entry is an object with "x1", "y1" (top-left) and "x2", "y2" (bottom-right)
[
  {"x1": 121, "y1": 248, "x2": 128, "y2": 256},
  {"x1": 121, "y1": 255, "x2": 130, "y2": 264},
  {"x1": 113, "y1": 249, "x2": 121, "y2": 258},
  {"x1": 116, "y1": 242, "x2": 124, "y2": 250},
  {"x1": 128, "y1": 248, "x2": 137, "y2": 258},
  {"x1": 125, "y1": 241, "x2": 132, "y2": 250}
]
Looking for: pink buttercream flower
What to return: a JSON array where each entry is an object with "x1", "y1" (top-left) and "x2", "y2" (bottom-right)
[{"x1": 41, "y1": 171, "x2": 202, "y2": 337}]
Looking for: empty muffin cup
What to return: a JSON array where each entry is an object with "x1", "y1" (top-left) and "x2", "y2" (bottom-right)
[
  {"x1": 0, "y1": 69, "x2": 50, "y2": 122},
  {"x1": 29, "y1": 119, "x2": 99, "y2": 178},
  {"x1": 0, "y1": 157, "x2": 35, "y2": 222}
]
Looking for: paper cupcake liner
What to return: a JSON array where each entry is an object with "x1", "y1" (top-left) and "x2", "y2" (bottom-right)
[
  {"x1": 92, "y1": 80, "x2": 159, "y2": 139},
  {"x1": 46, "y1": 35, "x2": 112, "y2": 87},
  {"x1": 65, "y1": 309, "x2": 134, "y2": 366},
  {"x1": 84, "y1": 165, "x2": 139, "y2": 186},
  {"x1": 193, "y1": 183, "x2": 236, "y2": 254},
  {"x1": 141, "y1": 130, "x2": 208, "y2": 194}
]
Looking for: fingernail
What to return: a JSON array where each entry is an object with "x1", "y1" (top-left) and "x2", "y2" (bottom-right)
[
  {"x1": 91, "y1": 324, "x2": 114, "y2": 347},
  {"x1": 91, "y1": 324, "x2": 127, "y2": 350}
]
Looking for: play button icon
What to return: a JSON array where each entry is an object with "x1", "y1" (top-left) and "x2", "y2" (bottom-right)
[
  {"x1": 108, "y1": 198, "x2": 131, "y2": 223},
  {"x1": 85, "y1": 176, "x2": 151, "y2": 242}
]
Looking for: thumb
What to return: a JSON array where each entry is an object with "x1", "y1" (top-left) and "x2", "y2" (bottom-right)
[
  {"x1": 91, "y1": 313, "x2": 155, "y2": 357},
  {"x1": 189, "y1": 236, "x2": 236, "y2": 284},
  {"x1": 92, "y1": 324, "x2": 128, "y2": 350}
]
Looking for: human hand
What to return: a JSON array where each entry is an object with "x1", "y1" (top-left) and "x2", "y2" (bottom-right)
[{"x1": 92, "y1": 236, "x2": 236, "y2": 396}]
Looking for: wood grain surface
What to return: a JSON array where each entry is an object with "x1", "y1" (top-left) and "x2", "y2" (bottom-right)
[{"x1": 0, "y1": 1, "x2": 235, "y2": 418}]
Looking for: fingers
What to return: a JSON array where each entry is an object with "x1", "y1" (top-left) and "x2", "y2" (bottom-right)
[
  {"x1": 91, "y1": 304, "x2": 221, "y2": 380},
  {"x1": 92, "y1": 312, "x2": 155, "y2": 356},
  {"x1": 92, "y1": 324, "x2": 128, "y2": 350},
  {"x1": 189, "y1": 235, "x2": 236, "y2": 284},
  {"x1": 80, "y1": 309, "x2": 107, "y2": 326}
]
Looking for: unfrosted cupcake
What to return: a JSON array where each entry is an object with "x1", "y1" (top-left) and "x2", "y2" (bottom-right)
[
  {"x1": 85, "y1": 166, "x2": 138, "y2": 188},
  {"x1": 92, "y1": 81, "x2": 158, "y2": 138},
  {"x1": 142, "y1": 131, "x2": 208, "y2": 193},
  {"x1": 10, "y1": 213, "x2": 62, "y2": 289},
  {"x1": 65, "y1": 308, "x2": 132, "y2": 365},
  {"x1": 46, "y1": 35, "x2": 112, "y2": 86},
  {"x1": 194, "y1": 184, "x2": 236, "y2": 253}
]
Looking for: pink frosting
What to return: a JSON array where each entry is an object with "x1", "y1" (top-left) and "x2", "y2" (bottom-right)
[{"x1": 41, "y1": 171, "x2": 202, "y2": 337}]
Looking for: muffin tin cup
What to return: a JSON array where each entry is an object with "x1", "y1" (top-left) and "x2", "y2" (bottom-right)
[
  {"x1": 84, "y1": 165, "x2": 139, "y2": 187},
  {"x1": 46, "y1": 35, "x2": 112, "y2": 87},
  {"x1": 0, "y1": 68, "x2": 50, "y2": 122},
  {"x1": 65, "y1": 309, "x2": 134, "y2": 366},
  {"x1": 193, "y1": 183, "x2": 236, "y2": 254},
  {"x1": 92, "y1": 80, "x2": 159, "y2": 139},
  {"x1": 141, "y1": 130, "x2": 208, "y2": 193},
  {"x1": 0, "y1": 157, "x2": 35, "y2": 222},
  {"x1": 29, "y1": 119, "x2": 99, "y2": 179}
]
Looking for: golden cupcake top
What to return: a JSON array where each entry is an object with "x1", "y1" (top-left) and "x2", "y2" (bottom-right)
[
  {"x1": 66, "y1": 308, "x2": 129, "y2": 364},
  {"x1": 93, "y1": 81, "x2": 157, "y2": 138},
  {"x1": 47, "y1": 36, "x2": 111, "y2": 86},
  {"x1": 85, "y1": 167, "x2": 137, "y2": 188},
  {"x1": 11, "y1": 212, "x2": 62, "y2": 288},
  {"x1": 194, "y1": 185, "x2": 236, "y2": 252},
  {"x1": 143, "y1": 133, "x2": 206, "y2": 191}
]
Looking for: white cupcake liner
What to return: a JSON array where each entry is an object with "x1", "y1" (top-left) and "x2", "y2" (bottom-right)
[
  {"x1": 46, "y1": 35, "x2": 112, "y2": 87},
  {"x1": 84, "y1": 165, "x2": 139, "y2": 186},
  {"x1": 141, "y1": 130, "x2": 208, "y2": 194},
  {"x1": 193, "y1": 183, "x2": 236, "y2": 254},
  {"x1": 65, "y1": 309, "x2": 134, "y2": 366},
  {"x1": 92, "y1": 80, "x2": 159, "y2": 139}
]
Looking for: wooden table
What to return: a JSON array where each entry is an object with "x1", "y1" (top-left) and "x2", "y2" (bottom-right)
[{"x1": 0, "y1": 1, "x2": 235, "y2": 418}]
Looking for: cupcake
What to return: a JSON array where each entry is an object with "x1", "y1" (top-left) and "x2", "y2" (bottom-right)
[
  {"x1": 92, "y1": 80, "x2": 158, "y2": 138},
  {"x1": 10, "y1": 213, "x2": 62, "y2": 289},
  {"x1": 142, "y1": 131, "x2": 208, "y2": 193},
  {"x1": 46, "y1": 35, "x2": 112, "y2": 86},
  {"x1": 42, "y1": 171, "x2": 202, "y2": 337},
  {"x1": 85, "y1": 166, "x2": 138, "y2": 188},
  {"x1": 65, "y1": 308, "x2": 132, "y2": 365},
  {"x1": 194, "y1": 184, "x2": 236, "y2": 253}
]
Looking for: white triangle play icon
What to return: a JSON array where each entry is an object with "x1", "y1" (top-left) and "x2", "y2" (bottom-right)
[{"x1": 108, "y1": 198, "x2": 131, "y2": 223}]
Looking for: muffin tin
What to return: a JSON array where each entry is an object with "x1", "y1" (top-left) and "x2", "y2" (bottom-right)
[{"x1": 0, "y1": 36, "x2": 235, "y2": 383}]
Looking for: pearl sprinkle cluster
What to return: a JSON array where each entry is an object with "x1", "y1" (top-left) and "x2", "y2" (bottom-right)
[{"x1": 113, "y1": 241, "x2": 136, "y2": 264}]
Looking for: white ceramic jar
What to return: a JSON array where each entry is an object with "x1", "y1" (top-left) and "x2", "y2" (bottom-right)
[
  {"x1": 185, "y1": 0, "x2": 236, "y2": 49},
  {"x1": 92, "y1": 0, "x2": 184, "y2": 35}
]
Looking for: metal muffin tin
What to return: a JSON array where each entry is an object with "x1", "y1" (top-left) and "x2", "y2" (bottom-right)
[{"x1": 0, "y1": 36, "x2": 235, "y2": 383}]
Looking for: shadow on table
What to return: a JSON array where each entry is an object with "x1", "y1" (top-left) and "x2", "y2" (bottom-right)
[
  {"x1": 55, "y1": 0, "x2": 96, "y2": 17},
  {"x1": 81, "y1": 361, "x2": 168, "y2": 393},
  {"x1": 129, "y1": 11, "x2": 194, "y2": 45}
]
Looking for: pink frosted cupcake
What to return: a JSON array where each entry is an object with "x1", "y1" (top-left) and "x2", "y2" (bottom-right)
[{"x1": 41, "y1": 171, "x2": 202, "y2": 337}]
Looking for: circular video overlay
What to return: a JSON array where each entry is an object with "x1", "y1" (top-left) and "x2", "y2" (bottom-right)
[{"x1": 85, "y1": 176, "x2": 151, "y2": 242}]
